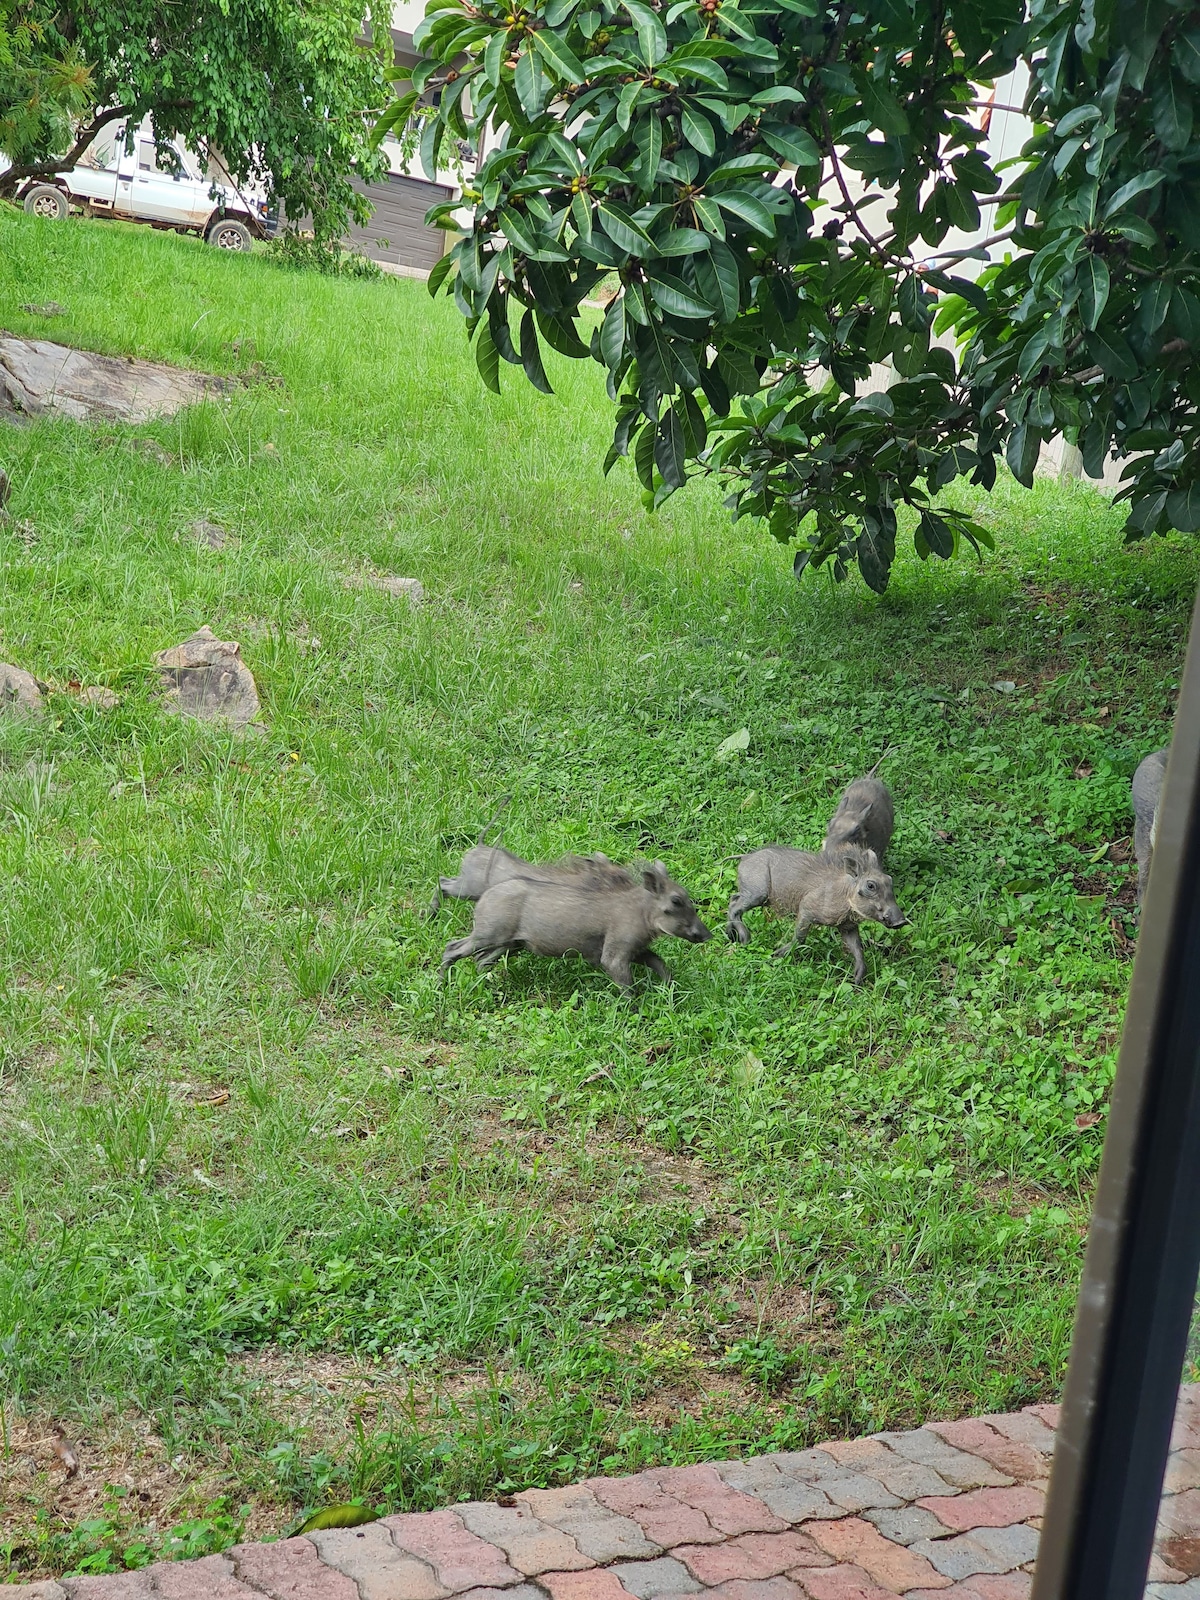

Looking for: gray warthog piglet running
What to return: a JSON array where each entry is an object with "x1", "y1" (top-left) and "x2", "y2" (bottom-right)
[
  {"x1": 1133, "y1": 746, "x2": 1169, "y2": 905},
  {"x1": 725, "y1": 845, "x2": 906, "y2": 985},
  {"x1": 440, "y1": 861, "x2": 711, "y2": 989},
  {"x1": 428, "y1": 844, "x2": 633, "y2": 918},
  {"x1": 823, "y1": 775, "x2": 895, "y2": 861}
]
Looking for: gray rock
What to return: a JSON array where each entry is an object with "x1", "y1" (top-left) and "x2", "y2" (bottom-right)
[
  {"x1": 188, "y1": 518, "x2": 227, "y2": 549},
  {"x1": 155, "y1": 626, "x2": 260, "y2": 724},
  {"x1": 0, "y1": 661, "x2": 44, "y2": 717},
  {"x1": 0, "y1": 335, "x2": 225, "y2": 424},
  {"x1": 79, "y1": 686, "x2": 119, "y2": 711}
]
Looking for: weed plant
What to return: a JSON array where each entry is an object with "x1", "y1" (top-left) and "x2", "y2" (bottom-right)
[{"x1": 0, "y1": 211, "x2": 1194, "y2": 1571}]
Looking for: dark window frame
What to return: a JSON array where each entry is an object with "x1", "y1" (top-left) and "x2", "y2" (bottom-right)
[{"x1": 1032, "y1": 587, "x2": 1200, "y2": 1600}]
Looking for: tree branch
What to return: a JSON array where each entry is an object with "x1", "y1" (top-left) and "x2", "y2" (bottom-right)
[
  {"x1": 820, "y1": 108, "x2": 897, "y2": 266},
  {"x1": 0, "y1": 103, "x2": 134, "y2": 197}
]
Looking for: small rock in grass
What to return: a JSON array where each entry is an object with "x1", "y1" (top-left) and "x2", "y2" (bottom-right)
[
  {"x1": 992, "y1": 680, "x2": 1017, "y2": 693},
  {"x1": 346, "y1": 572, "x2": 424, "y2": 604},
  {"x1": 20, "y1": 301, "x2": 66, "y2": 317},
  {"x1": 79, "y1": 686, "x2": 120, "y2": 711},
  {"x1": 155, "y1": 625, "x2": 261, "y2": 724},
  {"x1": 0, "y1": 661, "x2": 44, "y2": 717},
  {"x1": 187, "y1": 518, "x2": 227, "y2": 549}
]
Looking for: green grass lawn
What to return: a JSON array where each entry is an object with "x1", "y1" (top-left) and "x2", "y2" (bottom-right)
[{"x1": 0, "y1": 209, "x2": 1194, "y2": 1580}]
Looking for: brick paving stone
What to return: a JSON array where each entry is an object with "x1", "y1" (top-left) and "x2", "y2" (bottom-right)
[
  {"x1": 455, "y1": 1587, "x2": 546, "y2": 1600},
  {"x1": 606, "y1": 1558, "x2": 703, "y2": 1598},
  {"x1": 977, "y1": 1415, "x2": 1053, "y2": 1458},
  {"x1": 231, "y1": 1537, "x2": 359, "y2": 1600},
  {"x1": 818, "y1": 1475, "x2": 903, "y2": 1514},
  {"x1": 818, "y1": 1442, "x2": 896, "y2": 1474},
  {"x1": 791, "y1": 1565, "x2": 902, "y2": 1600},
  {"x1": 536, "y1": 1571, "x2": 641, "y2": 1600},
  {"x1": 1147, "y1": 1584, "x2": 1200, "y2": 1599},
  {"x1": 1166, "y1": 1452, "x2": 1200, "y2": 1494},
  {"x1": 309, "y1": 1524, "x2": 448, "y2": 1600},
  {"x1": 864, "y1": 1507, "x2": 952, "y2": 1546},
  {"x1": 1160, "y1": 1492, "x2": 1200, "y2": 1541},
  {"x1": 147, "y1": 1555, "x2": 259, "y2": 1599},
  {"x1": 1147, "y1": 1550, "x2": 1190, "y2": 1582},
  {"x1": 714, "y1": 1463, "x2": 841, "y2": 1526},
  {"x1": 671, "y1": 1531, "x2": 831, "y2": 1583},
  {"x1": 905, "y1": 1580, "x2": 1031, "y2": 1600},
  {"x1": 588, "y1": 1475, "x2": 722, "y2": 1549},
  {"x1": 914, "y1": 1488, "x2": 1044, "y2": 1532},
  {"x1": 653, "y1": 1466, "x2": 789, "y2": 1536},
  {"x1": 704, "y1": 1580, "x2": 810, "y2": 1600},
  {"x1": 873, "y1": 1433, "x2": 1011, "y2": 1492},
  {"x1": 806, "y1": 1517, "x2": 951, "y2": 1591},
  {"x1": 60, "y1": 1577, "x2": 155, "y2": 1599},
  {"x1": 907, "y1": 1537, "x2": 1010, "y2": 1581},
  {"x1": 386, "y1": 1510, "x2": 525, "y2": 1590},
  {"x1": 953, "y1": 1579, "x2": 1032, "y2": 1600},
  {"x1": 1021, "y1": 1404, "x2": 1060, "y2": 1430},
  {"x1": 964, "y1": 1527, "x2": 1037, "y2": 1568},
  {"x1": 1173, "y1": 1417, "x2": 1200, "y2": 1451},
  {"x1": 770, "y1": 1451, "x2": 844, "y2": 1485},
  {"x1": 924, "y1": 1423, "x2": 1044, "y2": 1484},
  {"x1": 870, "y1": 1462, "x2": 956, "y2": 1502},
  {"x1": 457, "y1": 1504, "x2": 594, "y2": 1576},
  {"x1": 517, "y1": 1488, "x2": 661, "y2": 1562}
]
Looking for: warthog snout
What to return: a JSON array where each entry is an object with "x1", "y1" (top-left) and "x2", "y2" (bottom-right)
[{"x1": 883, "y1": 909, "x2": 908, "y2": 928}]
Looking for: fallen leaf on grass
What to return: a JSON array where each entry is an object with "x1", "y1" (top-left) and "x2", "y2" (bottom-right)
[
  {"x1": 196, "y1": 1089, "x2": 230, "y2": 1107},
  {"x1": 715, "y1": 727, "x2": 751, "y2": 761},
  {"x1": 1075, "y1": 1112, "x2": 1103, "y2": 1129}
]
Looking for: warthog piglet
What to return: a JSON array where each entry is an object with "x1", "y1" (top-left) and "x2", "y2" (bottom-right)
[
  {"x1": 823, "y1": 776, "x2": 895, "y2": 861},
  {"x1": 429, "y1": 845, "x2": 633, "y2": 917},
  {"x1": 1133, "y1": 746, "x2": 1169, "y2": 905},
  {"x1": 726, "y1": 845, "x2": 906, "y2": 985},
  {"x1": 441, "y1": 861, "x2": 711, "y2": 989}
]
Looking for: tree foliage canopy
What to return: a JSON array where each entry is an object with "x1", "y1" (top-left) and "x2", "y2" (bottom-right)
[
  {"x1": 397, "y1": 0, "x2": 1200, "y2": 590},
  {"x1": 0, "y1": 0, "x2": 390, "y2": 239}
]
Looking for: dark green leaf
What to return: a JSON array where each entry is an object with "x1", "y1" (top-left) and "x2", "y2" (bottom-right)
[
  {"x1": 646, "y1": 269, "x2": 715, "y2": 320},
  {"x1": 680, "y1": 103, "x2": 716, "y2": 155},
  {"x1": 655, "y1": 228, "x2": 712, "y2": 255},
  {"x1": 1084, "y1": 327, "x2": 1139, "y2": 379},
  {"x1": 861, "y1": 79, "x2": 910, "y2": 136},
  {"x1": 529, "y1": 28, "x2": 587, "y2": 83},
  {"x1": 1167, "y1": 483, "x2": 1200, "y2": 530},
  {"x1": 1153, "y1": 69, "x2": 1193, "y2": 151},
  {"x1": 427, "y1": 253, "x2": 455, "y2": 297},
  {"x1": 918, "y1": 511, "x2": 955, "y2": 559},
  {"x1": 857, "y1": 506, "x2": 896, "y2": 593},
  {"x1": 711, "y1": 192, "x2": 776, "y2": 238},
  {"x1": 475, "y1": 320, "x2": 501, "y2": 392},
  {"x1": 760, "y1": 124, "x2": 820, "y2": 169},
  {"x1": 694, "y1": 238, "x2": 740, "y2": 322},
  {"x1": 1006, "y1": 422, "x2": 1043, "y2": 486},
  {"x1": 634, "y1": 420, "x2": 657, "y2": 489},
  {"x1": 623, "y1": 0, "x2": 668, "y2": 67},
  {"x1": 655, "y1": 408, "x2": 686, "y2": 488},
  {"x1": 598, "y1": 201, "x2": 656, "y2": 256},
  {"x1": 1079, "y1": 255, "x2": 1110, "y2": 330},
  {"x1": 600, "y1": 294, "x2": 626, "y2": 370},
  {"x1": 519, "y1": 310, "x2": 554, "y2": 393}
]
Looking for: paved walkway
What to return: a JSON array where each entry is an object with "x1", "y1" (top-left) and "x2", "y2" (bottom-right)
[{"x1": 15, "y1": 1388, "x2": 1200, "y2": 1599}]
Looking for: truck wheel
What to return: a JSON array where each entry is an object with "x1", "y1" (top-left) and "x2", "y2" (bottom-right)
[
  {"x1": 23, "y1": 185, "x2": 68, "y2": 220},
  {"x1": 207, "y1": 218, "x2": 253, "y2": 251}
]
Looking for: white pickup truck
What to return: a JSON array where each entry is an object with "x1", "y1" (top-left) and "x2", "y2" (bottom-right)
[{"x1": 15, "y1": 123, "x2": 272, "y2": 250}]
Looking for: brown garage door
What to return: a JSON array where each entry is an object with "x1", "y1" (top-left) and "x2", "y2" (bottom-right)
[{"x1": 347, "y1": 173, "x2": 454, "y2": 273}]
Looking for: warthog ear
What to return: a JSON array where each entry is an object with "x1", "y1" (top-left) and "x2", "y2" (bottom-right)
[{"x1": 642, "y1": 861, "x2": 668, "y2": 893}]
